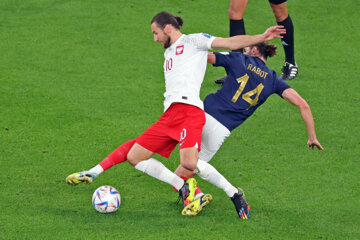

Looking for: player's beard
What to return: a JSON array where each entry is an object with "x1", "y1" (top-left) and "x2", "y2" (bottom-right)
[{"x1": 163, "y1": 35, "x2": 171, "y2": 49}]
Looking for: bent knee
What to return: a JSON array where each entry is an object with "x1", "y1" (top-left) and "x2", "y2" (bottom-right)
[
  {"x1": 126, "y1": 143, "x2": 153, "y2": 166},
  {"x1": 180, "y1": 157, "x2": 198, "y2": 171},
  {"x1": 126, "y1": 150, "x2": 137, "y2": 166},
  {"x1": 181, "y1": 162, "x2": 197, "y2": 172}
]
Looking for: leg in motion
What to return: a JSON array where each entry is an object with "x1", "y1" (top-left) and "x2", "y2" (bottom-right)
[
  {"x1": 270, "y1": 1, "x2": 298, "y2": 80},
  {"x1": 215, "y1": 0, "x2": 249, "y2": 85},
  {"x1": 231, "y1": 188, "x2": 250, "y2": 219},
  {"x1": 66, "y1": 139, "x2": 136, "y2": 185}
]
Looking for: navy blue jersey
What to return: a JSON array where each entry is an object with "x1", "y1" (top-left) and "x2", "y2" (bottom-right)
[{"x1": 204, "y1": 52, "x2": 291, "y2": 131}]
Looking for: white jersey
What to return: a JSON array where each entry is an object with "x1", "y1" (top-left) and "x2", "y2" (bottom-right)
[{"x1": 162, "y1": 33, "x2": 216, "y2": 112}]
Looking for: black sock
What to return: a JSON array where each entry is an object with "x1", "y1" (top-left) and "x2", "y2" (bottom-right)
[
  {"x1": 230, "y1": 19, "x2": 245, "y2": 52},
  {"x1": 277, "y1": 15, "x2": 295, "y2": 65}
]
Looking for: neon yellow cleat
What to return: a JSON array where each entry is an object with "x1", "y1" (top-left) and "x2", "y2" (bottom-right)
[
  {"x1": 178, "y1": 178, "x2": 197, "y2": 213},
  {"x1": 185, "y1": 178, "x2": 197, "y2": 203},
  {"x1": 65, "y1": 171, "x2": 97, "y2": 185},
  {"x1": 181, "y1": 193, "x2": 213, "y2": 216}
]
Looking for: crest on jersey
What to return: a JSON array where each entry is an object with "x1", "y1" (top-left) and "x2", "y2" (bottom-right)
[
  {"x1": 176, "y1": 45, "x2": 184, "y2": 55},
  {"x1": 202, "y1": 33, "x2": 212, "y2": 38}
]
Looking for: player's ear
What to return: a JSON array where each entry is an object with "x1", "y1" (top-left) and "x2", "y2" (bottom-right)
[
  {"x1": 252, "y1": 47, "x2": 259, "y2": 57},
  {"x1": 164, "y1": 24, "x2": 172, "y2": 34}
]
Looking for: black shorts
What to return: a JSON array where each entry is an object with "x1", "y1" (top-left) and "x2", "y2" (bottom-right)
[{"x1": 269, "y1": 0, "x2": 286, "y2": 4}]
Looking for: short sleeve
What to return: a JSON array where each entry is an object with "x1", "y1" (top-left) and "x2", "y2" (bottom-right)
[
  {"x1": 213, "y1": 52, "x2": 233, "y2": 68},
  {"x1": 188, "y1": 33, "x2": 216, "y2": 51},
  {"x1": 274, "y1": 77, "x2": 291, "y2": 96}
]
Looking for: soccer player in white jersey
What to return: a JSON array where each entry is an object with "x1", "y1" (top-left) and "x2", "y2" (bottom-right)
[{"x1": 66, "y1": 11, "x2": 285, "y2": 218}]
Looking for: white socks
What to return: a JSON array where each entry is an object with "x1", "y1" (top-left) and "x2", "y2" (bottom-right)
[
  {"x1": 134, "y1": 158, "x2": 184, "y2": 191},
  {"x1": 90, "y1": 157, "x2": 238, "y2": 197},
  {"x1": 89, "y1": 164, "x2": 104, "y2": 176},
  {"x1": 195, "y1": 159, "x2": 238, "y2": 197}
]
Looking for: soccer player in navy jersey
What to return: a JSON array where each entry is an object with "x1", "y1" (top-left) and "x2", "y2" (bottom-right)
[{"x1": 174, "y1": 42, "x2": 323, "y2": 217}]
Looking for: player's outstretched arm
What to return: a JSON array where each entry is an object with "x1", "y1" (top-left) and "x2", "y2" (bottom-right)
[
  {"x1": 282, "y1": 88, "x2": 324, "y2": 150},
  {"x1": 211, "y1": 25, "x2": 286, "y2": 50}
]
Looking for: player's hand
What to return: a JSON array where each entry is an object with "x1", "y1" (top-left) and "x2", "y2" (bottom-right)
[
  {"x1": 263, "y1": 26, "x2": 286, "y2": 41},
  {"x1": 307, "y1": 139, "x2": 324, "y2": 150}
]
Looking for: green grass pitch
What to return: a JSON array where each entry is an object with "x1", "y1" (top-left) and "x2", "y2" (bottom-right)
[{"x1": 1, "y1": 0, "x2": 359, "y2": 239}]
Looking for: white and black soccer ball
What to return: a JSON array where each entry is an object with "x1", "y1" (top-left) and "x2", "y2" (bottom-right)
[{"x1": 92, "y1": 185, "x2": 121, "y2": 213}]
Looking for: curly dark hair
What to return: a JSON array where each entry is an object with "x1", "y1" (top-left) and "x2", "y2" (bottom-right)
[
  {"x1": 252, "y1": 42, "x2": 277, "y2": 59},
  {"x1": 151, "y1": 11, "x2": 183, "y2": 30}
]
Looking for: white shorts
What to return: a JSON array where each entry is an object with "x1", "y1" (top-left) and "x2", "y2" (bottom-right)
[{"x1": 199, "y1": 113, "x2": 231, "y2": 162}]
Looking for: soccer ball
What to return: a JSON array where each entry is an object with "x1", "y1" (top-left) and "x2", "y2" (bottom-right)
[{"x1": 92, "y1": 185, "x2": 121, "y2": 213}]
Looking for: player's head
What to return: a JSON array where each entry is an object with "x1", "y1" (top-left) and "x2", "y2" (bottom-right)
[
  {"x1": 244, "y1": 42, "x2": 277, "y2": 61},
  {"x1": 151, "y1": 11, "x2": 183, "y2": 48}
]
